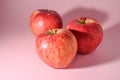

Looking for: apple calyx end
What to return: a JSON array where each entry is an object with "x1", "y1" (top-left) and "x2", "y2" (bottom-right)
[
  {"x1": 48, "y1": 29, "x2": 57, "y2": 35},
  {"x1": 78, "y1": 17, "x2": 87, "y2": 24}
]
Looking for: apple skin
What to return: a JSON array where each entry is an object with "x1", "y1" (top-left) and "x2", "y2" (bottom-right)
[
  {"x1": 36, "y1": 29, "x2": 77, "y2": 68},
  {"x1": 30, "y1": 9, "x2": 63, "y2": 37},
  {"x1": 66, "y1": 17, "x2": 103, "y2": 55}
]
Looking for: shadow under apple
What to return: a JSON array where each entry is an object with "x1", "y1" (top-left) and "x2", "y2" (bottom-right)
[
  {"x1": 62, "y1": 7, "x2": 108, "y2": 27},
  {"x1": 0, "y1": 1, "x2": 8, "y2": 23},
  {"x1": 0, "y1": 0, "x2": 10, "y2": 37},
  {"x1": 68, "y1": 23, "x2": 120, "y2": 69}
]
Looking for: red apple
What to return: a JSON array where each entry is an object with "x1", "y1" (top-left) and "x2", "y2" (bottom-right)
[
  {"x1": 36, "y1": 29, "x2": 77, "y2": 68},
  {"x1": 30, "y1": 9, "x2": 63, "y2": 36},
  {"x1": 66, "y1": 17, "x2": 103, "y2": 55}
]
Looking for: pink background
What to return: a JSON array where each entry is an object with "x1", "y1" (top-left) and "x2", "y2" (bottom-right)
[{"x1": 0, "y1": 0, "x2": 120, "y2": 80}]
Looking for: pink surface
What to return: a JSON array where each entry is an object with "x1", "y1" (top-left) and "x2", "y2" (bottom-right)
[{"x1": 0, "y1": 0, "x2": 120, "y2": 80}]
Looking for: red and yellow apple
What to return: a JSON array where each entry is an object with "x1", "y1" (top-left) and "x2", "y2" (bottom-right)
[
  {"x1": 30, "y1": 9, "x2": 63, "y2": 36},
  {"x1": 36, "y1": 29, "x2": 77, "y2": 68},
  {"x1": 66, "y1": 17, "x2": 103, "y2": 55}
]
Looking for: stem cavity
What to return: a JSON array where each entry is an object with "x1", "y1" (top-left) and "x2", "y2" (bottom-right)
[{"x1": 78, "y1": 17, "x2": 87, "y2": 24}]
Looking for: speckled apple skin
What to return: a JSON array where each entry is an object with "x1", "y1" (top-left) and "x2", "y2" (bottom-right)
[
  {"x1": 36, "y1": 29, "x2": 77, "y2": 68},
  {"x1": 67, "y1": 17, "x2": 103, "y2": 54},
  {"x1": 30, "y1": 9, "x2": 63, "y2": 37}
]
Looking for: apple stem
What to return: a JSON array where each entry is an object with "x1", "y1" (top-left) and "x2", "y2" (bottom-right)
[
  {"x1": 40, "y1": 9, "x2": 49, "y2": 13},
  {"x1": 78, "y1": 17, "x2": 86, "y2": 24}
]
